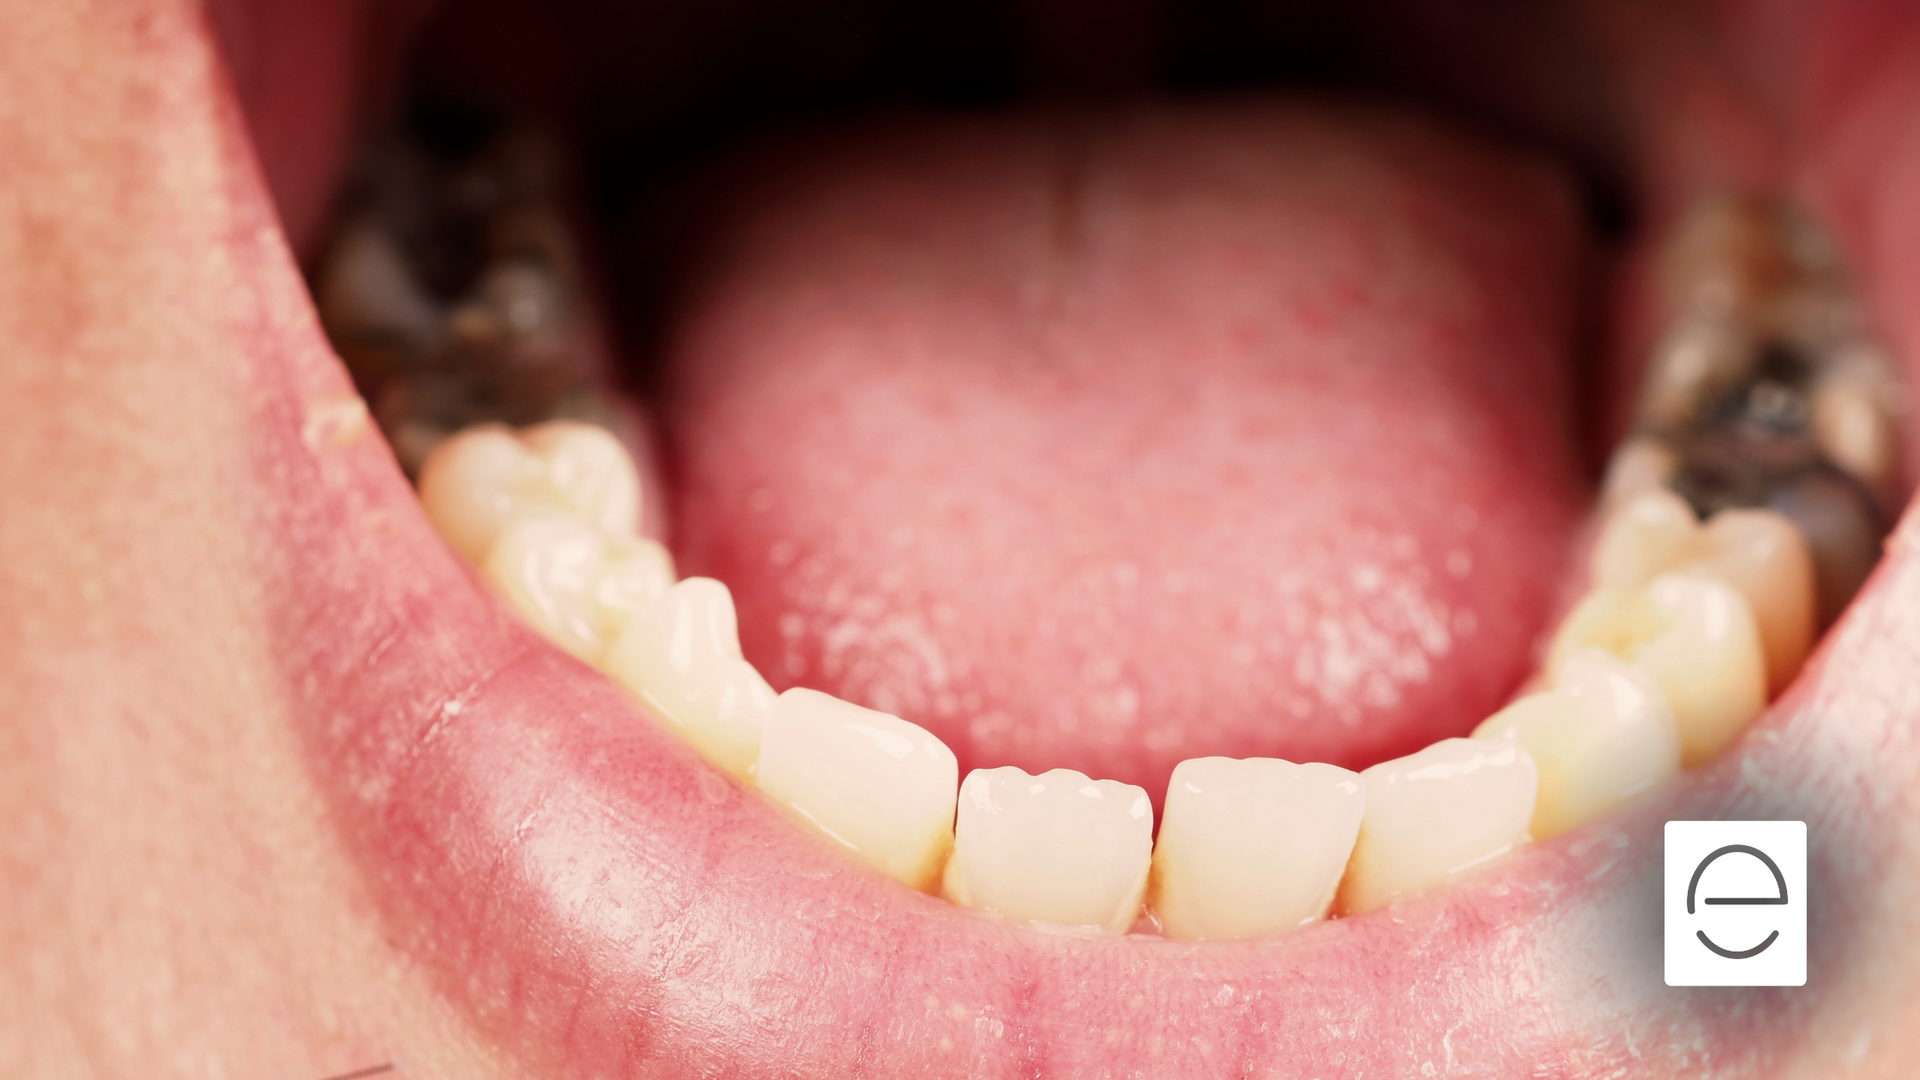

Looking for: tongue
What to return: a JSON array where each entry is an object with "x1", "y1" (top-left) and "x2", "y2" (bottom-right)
[{"x1": 662, "y1": 102, "x2": 1590, "y2": 796}]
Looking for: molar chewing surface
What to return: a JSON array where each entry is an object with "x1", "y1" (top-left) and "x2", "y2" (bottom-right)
[{"x1": 415, "y1": 393, "x2": 1817, "y2": 940}]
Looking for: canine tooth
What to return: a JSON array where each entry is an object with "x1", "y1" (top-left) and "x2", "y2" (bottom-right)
[
  {"x1": 484, "y1": 513, "x2": 675, "y2": 664},
  {"x1": 943, "y1": 767, "x2": 1153, "y2": 933},
  {"x1": 756, "y1": 688, "x2": 958, "y2": 892},
  {"x1": 1548, "y1": 573, "x2": 1766, "y2": 767},
  {"x1": 1148, "y1": 757, "x2": 1363, "y2": 940},
  {"x1": 1473, "y1": 649, "x2": 1679, "y2": 839},
  {"x1": 604, "y1": 577, "x2": 773, "y2": 780},
  {"x1": 1335, "y1": 738, "x2": 1536, "y2": 915},
  {"x1": 418, "y1": 420, "x2": 642, "y2": 565},
  {"x1": 1589, "y1": 490, "x2": 1814, "y2": 695}
]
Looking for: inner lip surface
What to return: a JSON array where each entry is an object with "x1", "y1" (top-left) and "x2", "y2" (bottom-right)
[{"x1": 202, "y1": 0, "x2": 1920, "y2": 1075}]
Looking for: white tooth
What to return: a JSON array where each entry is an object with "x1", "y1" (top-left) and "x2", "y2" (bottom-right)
[
  {"x1": 755, "y1": 688, "x2": 958, "y2": 892},
  {"x1": 1148, "y1": 757, "x2": 1363, "y2": 940},
  {"x1": 484, "y1": 513, "x2": 675, "y2": 664},
  {"x1": 1335, "y1": 738, "x2": 1536, "y2": 915},
  {"x1": 518, "y1": 420, "x2": 642, "y2": 539},
  {"x1": 1548, "y1": 573, "x2": 1766, "y2": 767},
  {"x1": 942, "y1": 767, "x2": 1153, "y2": 933},
  {"x1": 418, "y1": 424, "x2": 546, "y2": 563},
  {"x1": 1693, "y1": 510, "x2": 1814, "y2": 696},
  {"x1": 1588, "y1": 490, "x2": 1814, "y2": 696},
  {"x1": 418, "y1": 421, "x2": 643, "y2": 566},
  {"x1": 604, "y1": 577, "x2": 772, "y2": 780},
  {"x1": 1472, "y1": 649, "x2": 1679, "y2": 839}
]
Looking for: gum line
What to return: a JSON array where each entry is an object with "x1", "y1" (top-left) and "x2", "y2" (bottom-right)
[{"x1": 320, "y1": 150, "x2": 1900, "y2": 943}]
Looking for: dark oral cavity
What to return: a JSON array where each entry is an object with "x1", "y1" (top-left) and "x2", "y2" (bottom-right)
[
  {"x1": 665, "y1": 105, "x2": 1589, "y2": 795},
  {"x1": 170, "y1": 0, "x2": 1920, "y2": 1076}
]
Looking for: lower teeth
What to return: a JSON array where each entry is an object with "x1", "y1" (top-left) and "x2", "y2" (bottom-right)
[{"x1": 317, "y1": 117, "x2": 1900, "y2": 942}]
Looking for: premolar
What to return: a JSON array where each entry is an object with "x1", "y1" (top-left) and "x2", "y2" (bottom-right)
[
  {"x1": 1148, "y1": 756, "x2": 1364, "y2": 941},
  {"x1": 1335, "y1": 738, "x2": 1536, "y2": 915},
  {"x1": 943, "y1": 766, "x2": 1153, "y2": 933},
  {"x1": 484, "y1": 512, "x2": 676, "y2": 662},
  {"x1": 603, "y1": 576, "x2": 776, "y2": 780},
  {"x1": 1472, "y1": 648, "x2": 1679, "y2": 839}
]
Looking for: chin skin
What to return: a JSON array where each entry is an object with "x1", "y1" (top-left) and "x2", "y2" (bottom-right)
[{"x1": 5, "y1": 1, "x2": 1920, "y2": 1078}]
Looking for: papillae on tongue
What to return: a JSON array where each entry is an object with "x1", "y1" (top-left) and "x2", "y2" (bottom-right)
[{"x1": 661, "y1": 102, "x2": 1594, "y2": 793}]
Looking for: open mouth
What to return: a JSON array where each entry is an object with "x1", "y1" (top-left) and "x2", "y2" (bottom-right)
[{"x1": 13, "y1": 0, "x2": 1920, "y2": 1076}]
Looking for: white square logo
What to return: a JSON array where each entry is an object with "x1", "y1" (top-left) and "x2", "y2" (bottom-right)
[{"x1": 1665, "y1": 820, "x2": 1806, "y2": 986}]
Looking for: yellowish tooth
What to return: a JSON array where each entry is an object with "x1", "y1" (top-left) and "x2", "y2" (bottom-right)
[
  {"x1": 1335, "y1": 738, "x2": 1536, "y2": 915},
  {"x1": 1548, "y1": 572, "x2": 1766, "y2": 767},
  {"x1": 1693, "y1": 510, "x2": 1814, "y2": 697},
  {"x1": 756, "y1": 688, "x2": 958, "y2": 892},
  {"x1": 1148, "y1": 757, "x2": 1363, "y2": 941},
  {"x1": 1472, "y1": 649, "x2": 1679, "y2": 839},
  {"x1": 484, "y1": 513, "x2": 675, "y2": 664},
  {"x1": 418, "y1": 420, "x2": 642, "y2": 564},
  {"x1": 1588, "y1": 489, "x2": 1814, "y2": 695},
  {"x1": 1591, "y1": 488, "x2": 1697, "y2": 589},
  {"x1": 942, "y1": 767, "x2": 1153, "y2": 933},
  {"x1": 604, "y1": 577, "x2": 773, "y2": 780}
]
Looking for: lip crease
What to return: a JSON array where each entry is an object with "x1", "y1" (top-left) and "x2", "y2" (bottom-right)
[{"x1": 195, "y1": 0, "x2": 1920, "y2": 1076}]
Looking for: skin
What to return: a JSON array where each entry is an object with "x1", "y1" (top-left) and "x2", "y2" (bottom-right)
[{"x1": 6, "y1": 0, "x2": 1920, "y2": 1077}]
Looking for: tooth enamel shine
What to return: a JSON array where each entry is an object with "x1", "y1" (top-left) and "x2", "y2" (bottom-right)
[
  {"x1": 756, "y1": 688, "x2": 958, "y2": 892},
  {"x1": 604, "y1": 577, "x2": 775, "y2": 780},
  {"x1": 1336, "y1": 738, "x2": 1536, "y2": 915},
  {"x1": 944, "y1": 766, "x2": 1153, "y2": 933},
  {"x1": 1148, "y1": 757, "x2": 1364, "y2": 940},
  {"x1": 1473, "y1": 649, "x2": 1680, "y2": 839}
]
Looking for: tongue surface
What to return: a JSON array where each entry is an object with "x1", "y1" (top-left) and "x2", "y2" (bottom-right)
[{"x1": 662, "y1": 102, "x2": 1590, "y2": 796}]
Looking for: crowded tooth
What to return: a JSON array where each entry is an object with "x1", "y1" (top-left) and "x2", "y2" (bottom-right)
[
  {"x1": 1590, "y1": 489, "x2": 1814, "y2": 694},
  {"x1": 943, "y1": 767, "x2": 1153, "y2": 933},
  {"x1": 756, "y1": 688, "x2": 958, "y2": 892},
  {"x1": 484, "y1": 512, "x2": 676, "y2": 664},
  {"x1": 418, "y1": 420, "x2": 641, "y2": 564},
  {"x1": 1472, "y1": 649, "x2": 1679, "y2": 839},
  {"x1": 1548, "y1": 572, "x2": 1766, "y2": 767},
  {"x1": 603, "y1": 577, "x2": 774, "y2": 780},
  {"x1": 1148, "y1": 757, "x2": 1363, "y2": 941},
  {"x1": 1335, "y1": 739, "x2": 1536, "y2": 915}
]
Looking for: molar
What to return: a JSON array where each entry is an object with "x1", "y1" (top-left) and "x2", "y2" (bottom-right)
[
  {"x1": 756, "y1": 688, "x2": 959, "y2": 893},
  {"x1": 603, "y1": 577, "x2": 776, "y2": 780},
  {"x1": 418, "y1": 419, "x2": 641, "y2": 564},
  {"x1": 1148, "y1": 757, "x2": 1363, "y2": 941},
  {"x1": 1335, "y1": 738, "x2": 1536, "y2": 915},
  {"x1": 943, "y1": 766, "x2": 1153, "y2": 933},
  {"x1": 1591, "y1": 488, "x2": 1814, "y2": 693},
  {"x1": 1472, "y1": 649, "x2": 1679, "y2": 839}
]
